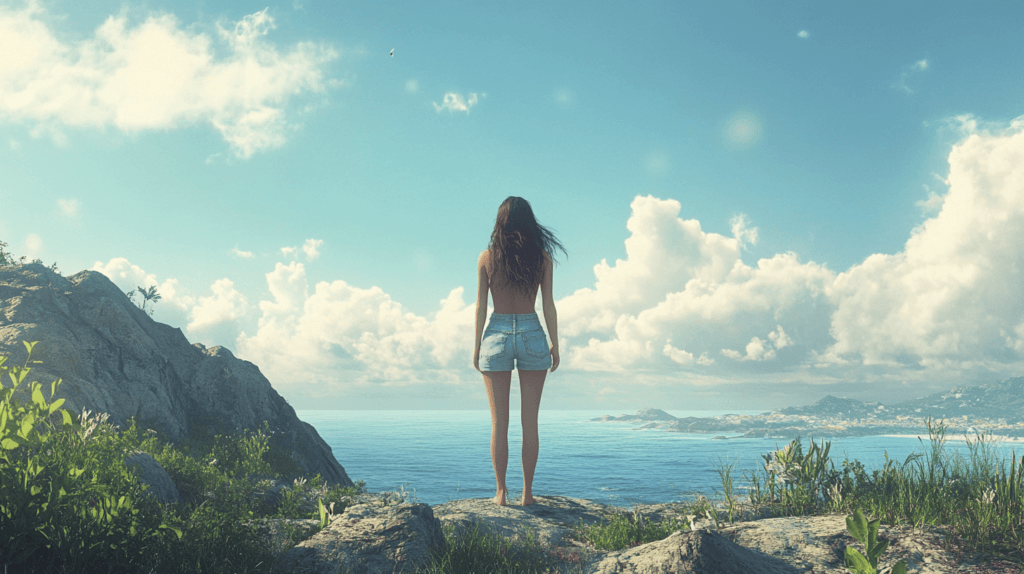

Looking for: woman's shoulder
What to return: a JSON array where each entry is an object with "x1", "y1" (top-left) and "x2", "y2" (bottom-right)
[{"x1": 481, "y1": 247, "x2": 550, "y2": 261}]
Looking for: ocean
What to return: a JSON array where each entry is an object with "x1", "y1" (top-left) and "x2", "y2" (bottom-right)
[{"x1": 296, "y1": 409, "x2": 1024, "y2": 509}]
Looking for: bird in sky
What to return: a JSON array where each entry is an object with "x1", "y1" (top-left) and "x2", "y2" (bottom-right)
[{"x1": 390, "y1": 48, "x2": 394, "y2": 57}]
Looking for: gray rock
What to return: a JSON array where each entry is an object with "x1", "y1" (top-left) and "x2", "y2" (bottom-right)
[
  {"x1": 0, "y1": 264, "x2": 353, "y2": 489},
  {"x1": 251, "y1": 494, "x2": 977, "y2": 573},
  {"x1": 273, "y1": 502, "x2": 446, "y2": 574},
  {"x1": 124, "y1": 450, "x2": 180, "y2": 505},
  {"x1": 587, "y1": 528, "x2": 796, "y2": 573}
]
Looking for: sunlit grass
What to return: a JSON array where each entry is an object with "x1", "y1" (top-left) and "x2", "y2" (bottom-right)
[{"x1": 4, "y1": 343, "x2": 1024, "y2": 573}]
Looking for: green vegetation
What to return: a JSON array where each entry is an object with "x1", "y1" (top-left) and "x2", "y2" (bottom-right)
[
  {"x1": 843, "y1": 508, "x2": 907, "y2": 574},
  {"x1": 125, "y1": 285, "x2": 162, "y2": 316}
]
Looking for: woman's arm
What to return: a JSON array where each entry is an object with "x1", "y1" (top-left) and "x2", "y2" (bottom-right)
[{"x1": 474, "y1": 250, "x2": 490, "y2": 360}]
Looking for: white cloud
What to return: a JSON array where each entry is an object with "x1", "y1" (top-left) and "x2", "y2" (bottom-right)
[
  {"x1": 730, "y1": 213, "x2": 758, "y2": 249},
  {"x1": 822, "y1": 115, "x2": 1024, "y2": 369},
  {"x1": 57, "y1": 198, "x2": 80, "y2": 217},
  {"x1": 797, "y1": 30, "x2": 809, "y2": 39},
  {"x1": 663, "y1": 342, "x2": 694, "y2": 365},
  {"x1": 405, "y1": 79, "x2": 418, "y2": 93},
  {"x1": 231, "y1": 247, "x2": 255, "y2": 259},
  {"x1": 302, "y1": 238, "x2": 323, "y2": 260},
  {"x1": 913, "y1": 59, "x2": 928, "y2": 71},
  {"x1": 555, "y1": 89, "x2": 573, "y2": 105},
  {"x1": 188, "y1": 278, "x2": 249, "y2": 333},
  {"x1": 720, "y1": 326, "x2": 791, "y2": 361},
  {"x1": 8, "y1": 139, "x2": 19, "y2": 150},
  {"x1": 433, "y1": 92, "x2": 483, "y2": 113},
  {"x1": 237, "y1": 261, "x2": 474, "y2": 392},
  {"x1": 0, "y1": 4, "x2": 339, "y2": 158},
  {"x1": 279, "y1": 239, "x2": 322, "y2": 259},
  {"x1": 538, "y1": 196, "x2": 838, "y2": 376}
]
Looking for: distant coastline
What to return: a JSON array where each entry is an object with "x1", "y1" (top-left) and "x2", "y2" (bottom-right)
[{"x1": 593, "y1": 377, "x2": 1024, "y2": 441}]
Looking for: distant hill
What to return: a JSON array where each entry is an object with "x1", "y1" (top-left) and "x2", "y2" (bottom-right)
[{"x1": 772, "y1": 377, "x2": 1024, "y2": 424}]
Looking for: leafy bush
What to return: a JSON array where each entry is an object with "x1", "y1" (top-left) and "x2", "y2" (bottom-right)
[{"x1": 0, "y1": 341, "x2": 183, "y2": 573}]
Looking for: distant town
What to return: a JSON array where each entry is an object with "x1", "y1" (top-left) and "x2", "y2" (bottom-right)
[{"x1": 593, "y1": 376, "x2": 1024, "y2": 441}]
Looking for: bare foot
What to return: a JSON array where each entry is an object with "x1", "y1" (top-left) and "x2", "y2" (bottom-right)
[
  {"x1": 520, "y1": 495, "x2": 537, "y2": 506},
  {"x1": 493, "y1": 491, "x2": 508, "y2": 506}
]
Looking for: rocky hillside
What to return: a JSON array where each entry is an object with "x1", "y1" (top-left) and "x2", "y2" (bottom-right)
[{"x1": 0, "y1": 263, "x2": 353, "y2": 487}]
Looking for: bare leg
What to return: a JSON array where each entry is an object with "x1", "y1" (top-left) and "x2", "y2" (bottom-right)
[
  {"x1": 518, "y1": 368, "x2": 546, "y2": 506},
  {"x1": 483, "y1": 370, "x2": 512, "y2": 506}
]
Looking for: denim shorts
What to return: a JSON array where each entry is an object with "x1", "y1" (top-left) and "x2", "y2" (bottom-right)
[{"x1": 478, "y1": 312, "x2": 553, "y2": 371}]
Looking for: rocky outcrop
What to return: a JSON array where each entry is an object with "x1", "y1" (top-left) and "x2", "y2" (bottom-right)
[
  {"x1": 250, "y1": 494, "x2": 991, "y2": 574},
  {"x1": 274, "y1": 502, "x2": 446, "y2": 574},
  {"x1": 124, "y1": 451, "x2": 180, "y2": 505},
  {"x1": 0, "y1": 264, "x2": 352, "y2": 488}
]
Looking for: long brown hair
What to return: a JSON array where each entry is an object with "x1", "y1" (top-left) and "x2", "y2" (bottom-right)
[{"x1": 487, "y1": 197, "x2": 568, "y2": 299}]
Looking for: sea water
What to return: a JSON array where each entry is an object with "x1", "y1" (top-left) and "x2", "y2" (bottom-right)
[{"x1": 296, "y1": 409, "x2": 1024, "y2": 509}]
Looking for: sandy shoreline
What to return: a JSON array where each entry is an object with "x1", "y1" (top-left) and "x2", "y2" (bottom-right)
[{"x1": 879, "y1": 433, "x2": 1024, "y2": 443}]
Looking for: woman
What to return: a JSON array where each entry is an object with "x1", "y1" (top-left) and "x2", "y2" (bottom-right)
[{"x1": 474, "y1": 196, "x2": 567, "y2": 507}]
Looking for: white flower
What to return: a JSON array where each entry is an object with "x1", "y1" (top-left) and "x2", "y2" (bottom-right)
[{"x1": 978, "y1": 489, "x2": 996, "y2": 506}]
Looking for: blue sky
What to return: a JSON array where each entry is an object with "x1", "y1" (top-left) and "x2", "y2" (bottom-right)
[{"x1": 3, "y1": 0, "x2": 1024, "y2": 411}]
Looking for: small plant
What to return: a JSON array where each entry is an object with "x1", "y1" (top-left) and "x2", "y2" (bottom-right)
[
  {"x1": 843, "y1": 508, "x2": 907, "y2": 574},
  {"x1": 137, "y1": 285, "x2": 162, "y2": 314},
  {"x1": 125, "y1": 285, "x2": 162, "y2": 316}
]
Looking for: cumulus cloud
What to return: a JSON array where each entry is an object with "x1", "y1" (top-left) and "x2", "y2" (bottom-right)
[
  {"x1": 433, "y1": 92, "x2": 483, "y2": 113},
  {"x1": 822, "y1": 115, "x2": 1024, "y2": 369},
  {"x1": 302, "y1": 239, "x2": 323, "y2": 260},
  {"x1": 231, "y1": 247, "x2": 255, "y2": 259},
  {"x1": 797, "y1": 30, "x2": 809, "y2": 39},
  {"x1": 236, "y1": 261, "x2": 475, "y2": 393},
  {"x1": 405, "y1": 79, "x2": 418, "y2": 93},
  {"x1": 188, "y1": 278, "x2": 249, "y2": 333},
  {"x1": 0, "y1": 4, "x2": 339, "y2": 158}
]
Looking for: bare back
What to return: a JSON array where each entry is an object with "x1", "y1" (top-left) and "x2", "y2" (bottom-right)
[{"x1": 483, "y1": 249, "x2": 550, "y2": 314}]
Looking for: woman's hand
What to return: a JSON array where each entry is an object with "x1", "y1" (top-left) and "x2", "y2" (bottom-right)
[
  {"x1": 550, "y1": 346, "x2": 559, "y2": 372},
  {"x1": 473, "y1": 348, "x2": 481, "y2": 372}
]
